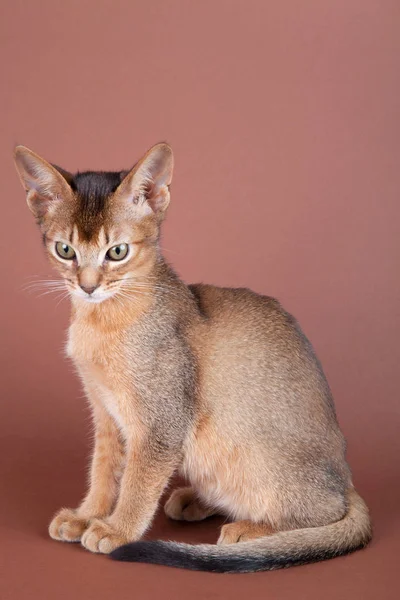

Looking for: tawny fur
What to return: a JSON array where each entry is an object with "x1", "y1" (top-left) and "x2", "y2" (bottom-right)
[{"x1": 14, "y1": 143, "x2": 371, "y2": 573}]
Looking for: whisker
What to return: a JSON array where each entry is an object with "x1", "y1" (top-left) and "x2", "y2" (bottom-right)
[
  {"x1": 21, "y1": 279, "x2": 67, "y2": 293},
  {"x1": 22, "y1": 285, "x2": 67, "y2": 294},
  {"x1": 36, "y1": 286, "x2": 68, "y2": 299},
  {"x1": 54, "y1": 290, "x2": 71, "y2": 308},
  {"x1": 113, "y1": 292, "x2": 139, "y2": 308},
  {"x1": 160, "y1": 246, "x2": 180, "y2": 255},
  {"x1": 119, "y1": 280, "x2": 183, "y2": 297},
  {"x1": 22, "y1": 280, "x2": 65, "y2": 288}
]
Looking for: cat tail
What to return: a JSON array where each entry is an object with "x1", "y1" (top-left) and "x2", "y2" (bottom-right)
[{"x1": 110, "y1": 488, "x2": 372, "y2": 573}]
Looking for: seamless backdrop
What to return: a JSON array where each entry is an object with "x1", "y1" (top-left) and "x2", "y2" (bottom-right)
[{"x1": 1, "y1": 1, "x2": 399, "y2": 599}]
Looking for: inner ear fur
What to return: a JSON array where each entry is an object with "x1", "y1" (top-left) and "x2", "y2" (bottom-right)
[
  {"x1": 116, "y1": 143, "x2": 174, "y2": 216},
  {"x1": 14, "y1": 145, "x2": 73, "y2": 219}
]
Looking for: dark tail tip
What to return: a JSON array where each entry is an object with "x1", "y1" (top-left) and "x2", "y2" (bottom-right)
[
  {"x1": 110, "y1": 541, "x2": 158, "y2": 563},
  {"x1": 110, "y1": 540, "x2": 268, "y2": 573},
  {"x1": 110, "y1": 540, "x2": 213, "y2": 571}
]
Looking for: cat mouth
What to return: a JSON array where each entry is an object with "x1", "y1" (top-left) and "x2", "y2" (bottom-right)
[{"x1": 72, "y1": 288, "x2": 115, "y2": 304}]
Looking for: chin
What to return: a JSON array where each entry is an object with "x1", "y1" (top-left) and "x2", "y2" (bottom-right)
[
  {"x1": 73, "y1": 291, "x2": 114, "y2": 305},
  {"x1": 85, "y1": 296, "x2": 109, "y2": 304}
]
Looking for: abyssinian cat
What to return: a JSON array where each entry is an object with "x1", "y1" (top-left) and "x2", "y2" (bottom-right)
[{"x1": 14, "y1": 143, "x2": 371, "y2": 573}]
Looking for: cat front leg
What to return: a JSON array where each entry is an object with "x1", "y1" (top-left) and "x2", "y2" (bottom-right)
[
  {"x1": 81, "y1": 432, "x2": 179, "y2": 554},
  {"x1": 49, "y1": 399, "x2": 124, "y2": 543}
]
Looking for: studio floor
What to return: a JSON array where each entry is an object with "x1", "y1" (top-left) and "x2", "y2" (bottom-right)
[{"x1": 1, "y1": 414, "x2": 399, "y2": 600}]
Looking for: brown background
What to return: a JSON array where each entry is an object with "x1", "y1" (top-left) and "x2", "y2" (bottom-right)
[{"x1": 1, "y1": 1, "x2": 399, "y2": 598}]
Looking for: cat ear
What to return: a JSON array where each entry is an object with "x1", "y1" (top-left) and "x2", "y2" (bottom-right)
[
  {"x1": 14, "y1": 146, "x2": 73, "y2": 219},
  {"x1": 116, "y1": 143, "x2": 174, "y2": 217}
]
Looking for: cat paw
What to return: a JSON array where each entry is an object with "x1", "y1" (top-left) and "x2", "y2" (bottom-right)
[
  {"x1": 49, "y1": 508, "x2": 89, "y2": 542},
  {"x1": 81, "y1": 518, "x2": 128, "y2": 554},
  {"x1": 217, "y1": 520, "x2": 274, "y2": 545},
  {"x1": 164, "y1": 486, "x2": 216, "y2": 521}
]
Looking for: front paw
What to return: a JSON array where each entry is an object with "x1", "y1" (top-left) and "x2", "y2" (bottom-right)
[
  {"x1": 81, "y1": 518, "x2": 128, "y2": 554},
  {"x1": 49, "y1": 508, "x2": 89, "y2": 542}
]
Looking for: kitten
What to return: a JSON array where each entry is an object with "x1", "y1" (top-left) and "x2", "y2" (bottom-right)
[{"x1": 14, "y1": 143, "x2": 371, "y2": 573}]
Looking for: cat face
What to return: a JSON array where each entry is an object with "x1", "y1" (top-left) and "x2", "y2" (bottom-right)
[{"x1": 14, "y1": 144, "x2": 173, "y2": 304}]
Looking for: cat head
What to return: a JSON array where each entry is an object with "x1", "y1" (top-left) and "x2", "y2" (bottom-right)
[{"x1": 14, "y1": 143, "x2": 173, "y2": 304}]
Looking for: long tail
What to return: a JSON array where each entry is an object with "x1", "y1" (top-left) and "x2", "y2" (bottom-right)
[{"x1": 110, "y1": 488, "x2": 372, "y2": 573}]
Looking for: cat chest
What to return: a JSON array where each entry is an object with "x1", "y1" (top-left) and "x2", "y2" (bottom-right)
[
  {"x1": 81, "y1": 359, "x2": 143, "y2": 435},
  {"x1": 95, "y1": 378, "x2": 127, "y2": 432},
  {"x1": 67, "y1": 325, "x2": 142, "y2": 433},
  {"x1": 66, "y1": 321, "x2": 118, "y2": 364}
]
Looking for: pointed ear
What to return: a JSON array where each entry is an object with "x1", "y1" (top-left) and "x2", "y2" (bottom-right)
[
  {"x1": 116, "y1": 143, "x2": 174, "y2": 218},
  {"x1": 14, "y1": 146, "x2": 73, "y2": 219}
]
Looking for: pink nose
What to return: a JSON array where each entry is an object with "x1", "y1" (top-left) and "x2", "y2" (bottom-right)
[{"x1": 80, "y1": 284, "x2": 98, "y2": 295}]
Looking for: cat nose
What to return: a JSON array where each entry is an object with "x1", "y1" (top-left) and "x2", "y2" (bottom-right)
[{"x1": 80, "y1": 284, "x2": 98, "y2": 295}]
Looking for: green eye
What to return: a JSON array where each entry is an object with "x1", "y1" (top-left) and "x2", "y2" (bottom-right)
[
  {"x1": 55, "y1": 242, "x2": 76, "y2": 260},
  {"x1": 106, "y1": 244, "x2": 129, "y2": 261}
]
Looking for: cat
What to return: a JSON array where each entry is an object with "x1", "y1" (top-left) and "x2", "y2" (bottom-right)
[{"x1": 14, "y1": 142, "x2": 372, "y2": 573}]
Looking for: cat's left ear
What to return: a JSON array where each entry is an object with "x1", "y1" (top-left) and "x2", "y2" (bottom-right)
[
  {"x1": 115, "y1": 143, "x2": 174, "y2": 218},
  {"x1": 14, "y1": 146, "x2": 73, "y2": 219}
]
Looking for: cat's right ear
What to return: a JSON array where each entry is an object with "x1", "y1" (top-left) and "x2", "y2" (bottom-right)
[{"x1": 13, "y1": 146, "x2": 73, "y2": 219}]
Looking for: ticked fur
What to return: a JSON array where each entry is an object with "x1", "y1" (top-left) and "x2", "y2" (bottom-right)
[{"x1": 14, "y1": 143, "x2": 371, "y2": 572}]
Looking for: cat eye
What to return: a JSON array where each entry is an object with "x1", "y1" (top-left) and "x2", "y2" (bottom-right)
[
  {"x1": 106, "y1": 243, "x2": 129, "y2": 261},
  {"x1": 55, "y1": 242, "x2": 76, "y2": 260}
]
